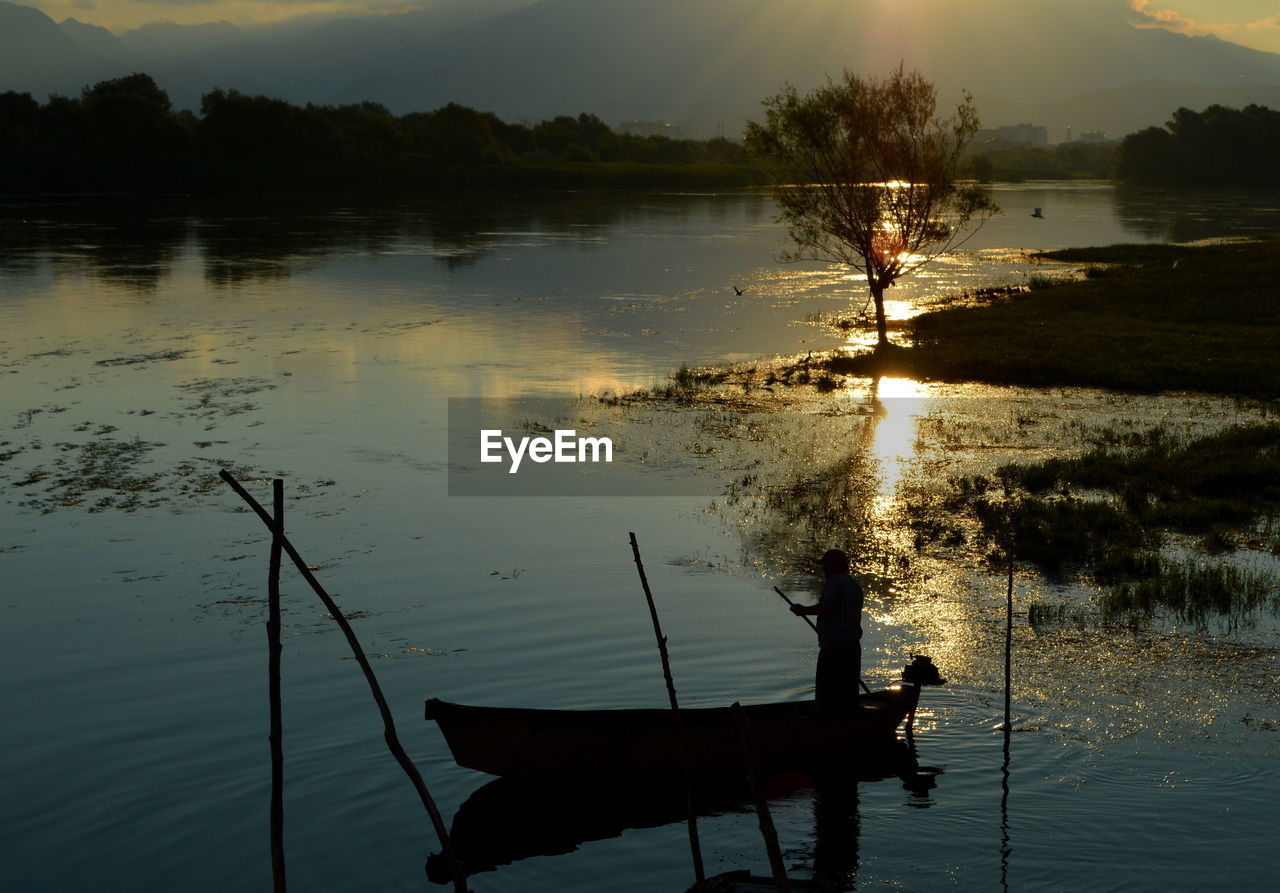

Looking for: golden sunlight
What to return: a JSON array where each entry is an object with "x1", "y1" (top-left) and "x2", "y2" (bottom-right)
[{"x1": 867, "y1": 376, "x2": 929, "y2": 516}]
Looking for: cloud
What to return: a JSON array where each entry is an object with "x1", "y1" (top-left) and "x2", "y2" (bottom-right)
[
  {"x1": 1127, "y1": 1, "x2": 1237, "y2": 37},
  {"x1": 127, "y1": 0, "x2": 325, "y2": 5},
  {"x1": 1129, "y1": 1, "x2": 1280, "y2": 43},
  {"x1": 1246, "y1": 14, "x2": 1280, "y2": 32}
]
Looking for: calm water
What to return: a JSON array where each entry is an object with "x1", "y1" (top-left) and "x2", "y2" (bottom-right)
[{"x1": 2, "y1": 183, "x2": 1278, "y2": 891}]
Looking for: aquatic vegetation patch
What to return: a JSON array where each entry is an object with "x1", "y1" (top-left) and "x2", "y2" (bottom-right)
[
  {"x1": 597, "y1": 362, "x2": 735, "y2": 406},
  {"x1": 95, "y1": 348, "x2": 193, "y2": 367},
  {"x1": 915, "y1": 421, "x2": 1280, "y2": 629},
  {"x1": 972, "y1": 493, "x2": 1152, "y2": 575},
  {"x1": 1102, "y1": 561, "x2": 1280, "y2": 629},
  {"x1": 1000, "y1": 423, "x2": 1280, "y2": 535},
  {"x1": 11, "y1": 437, "x2": 166, "y2": 513},
  {"x1": 175, "y1": 376, "x2": 277, "y2": 421}
]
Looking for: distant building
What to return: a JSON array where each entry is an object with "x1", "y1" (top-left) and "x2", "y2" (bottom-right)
[{"x1": 619, "y1": 120, "x2": 683, "y2": 139}]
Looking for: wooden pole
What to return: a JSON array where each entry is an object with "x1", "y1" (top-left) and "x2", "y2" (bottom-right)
[
  {"x1": 1003, "y1": 550, "x2": 1014, "y2": 733},
  {"x1": 629, "y1": 532, "x2": 705, "y2": 892},
  {"x1": 730, "y1": 703, "x2": 793, "y2": 893},
  {"x1": 220, "y1": 471, "x2": 467, "y2": 893},
  {"x1": 268, "y1": 479, "x2": 286, "y2": 893},
  {"x1": 772, "y1": 586, "x2": 818, "y2": 635}
]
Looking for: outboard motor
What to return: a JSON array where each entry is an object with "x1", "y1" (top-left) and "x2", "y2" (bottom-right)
[
  {"x1": 899, "y1": 655, "x2": 945, "y2": 738},
  {"x1": 902, "y1": 654, "x2": 946, "y2": 686}
]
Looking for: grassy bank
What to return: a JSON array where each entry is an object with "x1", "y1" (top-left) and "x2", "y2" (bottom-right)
[{"x1": 830, "y1": 237, "x2": 1280, "y2": 400}]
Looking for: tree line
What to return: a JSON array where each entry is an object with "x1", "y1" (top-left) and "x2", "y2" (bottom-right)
[
  {"x1": 0, "y1": 73, "x2": 750, "y2": 192},
  {"x1": 1116, "y1": 104, "x2": 1280, "y2": 187},
  {"x1": 970, "y1": 142, "x2": 1117, "y2": 182}
]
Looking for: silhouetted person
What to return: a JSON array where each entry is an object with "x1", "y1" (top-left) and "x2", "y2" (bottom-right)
[
  {"x1": 790, "y1": 548, "x2": 864, "y2": 717},
  {"x1": 1031, "y1": 208, "x2": 1045, "y2": 219}
]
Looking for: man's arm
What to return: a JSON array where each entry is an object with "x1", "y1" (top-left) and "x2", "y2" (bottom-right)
[{"x1": 790, "y1": 602, "x2": 835, "y2": 617}]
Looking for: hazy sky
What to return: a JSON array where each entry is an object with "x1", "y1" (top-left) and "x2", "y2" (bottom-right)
[{"x1": 21, "y1": 0, "x2": 1280, "y2": 55}]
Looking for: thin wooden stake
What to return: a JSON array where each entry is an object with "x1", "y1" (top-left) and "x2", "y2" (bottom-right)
[
  {"x1": 220, "y1": 471, "x2": 466, "y2": 893},
  {"x1": 1003, "y1": 549, "x2": 1014, "y2": 733},
  {"x1": 268, "y1": 479, "x2": 286, "y2": 893},
  {"x1": 730, "y1": 703, "x2": 793, "y2": 893},
  {"x1": 629, "y1": 532, "x2": 705, "y2": 892}
]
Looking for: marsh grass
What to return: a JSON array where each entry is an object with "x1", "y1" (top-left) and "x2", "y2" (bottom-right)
[
  {"x1": 596, "y1": 362, "x2": 734, "y2": 406},
  {"x1": 1102, "y1": 561, "x2": 1280, "y2": 628},
  {"x1": 927, "y1": 421, "x2": 1280, "y2": 625},
  {"x1": 1000, "y1": 423, "x2": 1280, "y2": 534},
  {"x1": 941, "y1": 423, "x2": 1280, "y2": 575}
]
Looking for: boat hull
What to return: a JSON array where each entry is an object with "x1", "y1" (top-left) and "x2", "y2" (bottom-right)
[{"x1": 424, "y1": 686, "x2": 919, "y2": 777}]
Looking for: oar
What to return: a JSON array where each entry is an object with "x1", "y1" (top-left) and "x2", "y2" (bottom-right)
[
  {"x1": 773, "y1": 586, "x2": 873, "y2": 695},
  {"x1": 773, "y1": 585, "x2": 818, "y2": 634}
]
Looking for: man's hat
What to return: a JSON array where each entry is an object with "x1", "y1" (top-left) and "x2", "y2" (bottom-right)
[{"x1": 817, "y1": 548, "x2": 849, "y2": 566}]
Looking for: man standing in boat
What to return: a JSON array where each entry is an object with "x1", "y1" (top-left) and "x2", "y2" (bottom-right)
[{"x1": 790, "y1": 548, "x2": 864, "y2": 717}]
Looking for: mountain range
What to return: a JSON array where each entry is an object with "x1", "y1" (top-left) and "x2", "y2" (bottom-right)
[{"x1": 4, "y1": 0, "x2": 1280, "y2": 141}]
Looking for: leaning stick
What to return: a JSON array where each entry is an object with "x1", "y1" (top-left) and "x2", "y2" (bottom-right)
[
  {"x1": 730, "y1": 703, "x2": 793, "y2": 893},
  {"x1": 772, "y1": 586, "x2": 873, "y2": 695},
  {"x1": 220, "y1": 471, "x2": 466, "y2": 893},
  {"x1": 629, "y1": 532, "x2": 705, "y2": 892}
]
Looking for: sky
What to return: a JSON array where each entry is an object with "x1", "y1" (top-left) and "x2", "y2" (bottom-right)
[{"x1": 19, "y1": 0, "x2": 1280, "y2": 56}]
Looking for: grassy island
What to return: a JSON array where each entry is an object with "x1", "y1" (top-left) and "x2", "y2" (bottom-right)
[{"x1": 828, "y1": 236, "x2": 1280, "y2": 401}]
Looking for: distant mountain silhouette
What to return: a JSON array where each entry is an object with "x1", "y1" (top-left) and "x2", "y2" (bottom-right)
[
  {"x1": 0, "y1": 2, "x2": 121, "y2": 96},
  {"x1": 3, "y1": 0, "x2": 1280, "y2": 140}
]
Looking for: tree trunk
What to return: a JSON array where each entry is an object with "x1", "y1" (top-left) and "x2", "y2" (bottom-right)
[{"x1": 870, "y1": 280, "x2": 889, "y2": 349}]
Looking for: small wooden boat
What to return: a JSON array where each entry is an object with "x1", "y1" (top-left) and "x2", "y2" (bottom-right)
[{"x1": 425, "y1": 683, "x2": 921, "y2": 777}]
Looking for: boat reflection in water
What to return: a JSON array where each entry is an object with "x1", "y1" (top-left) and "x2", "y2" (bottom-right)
[{"x1": 426, "y1": 740, "x2": 940, "y2": 888}]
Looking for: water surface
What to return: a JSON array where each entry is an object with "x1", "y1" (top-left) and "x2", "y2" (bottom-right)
[{"x1": 2, "y1": 183, "x2": 1278, "y2": 891}]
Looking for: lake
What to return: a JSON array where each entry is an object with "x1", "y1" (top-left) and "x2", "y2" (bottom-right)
[{"x1": 2, "y1": 182, "x2": 1278, "y2": 891}]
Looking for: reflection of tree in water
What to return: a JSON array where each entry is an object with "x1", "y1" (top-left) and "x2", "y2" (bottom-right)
[
  {"x1": 3, "y1": 192, "x2": 762, "y2": 289},
  {"x1": 196, "y1": 192, "x2": 754, "y2": 284},
  {"x1": 0, "y1": 200, "x2": 187, "y2": 292},
  {"x1": 1112, "y1": 185, "x2": 1280, "y2": 244},
  {"x1": 726, "y1": 388, "x2": 910, "y2": 583}
]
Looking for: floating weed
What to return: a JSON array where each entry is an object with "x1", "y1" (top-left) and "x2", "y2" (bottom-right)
[
  {"x1": 175, "y1": 377, "x2": 277, "y2": 420},
  {"x1": 95, "y1": 348, "x2": 192, "y2": 367}
]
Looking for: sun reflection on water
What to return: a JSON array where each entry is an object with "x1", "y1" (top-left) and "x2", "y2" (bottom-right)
[{"x1": 868, "y1": 377, "x2": 930, "y2": 521}]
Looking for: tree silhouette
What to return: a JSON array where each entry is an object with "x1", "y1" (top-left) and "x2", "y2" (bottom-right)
[{"x1": 747, "y1": 66, "x2": 995, "y2": 349}]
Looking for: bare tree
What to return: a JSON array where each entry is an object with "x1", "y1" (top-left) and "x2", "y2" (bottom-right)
[{"x1": 747, "y1": 66, "x2": 996, "y2": 350}]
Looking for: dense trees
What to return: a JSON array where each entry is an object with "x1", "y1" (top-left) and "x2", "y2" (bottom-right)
[
  {"x1": 1117, "y1": 104, "x2": 1280, "y2": 186},
  {"x1": 971, "y1": 142, "x2": 1117, "y2": 181},
  {"x1": 0, "y1": 73, "x2": 749, "y2": 192}
]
